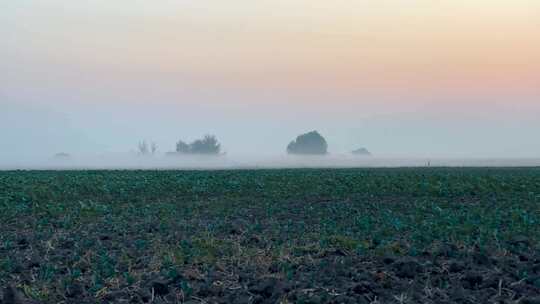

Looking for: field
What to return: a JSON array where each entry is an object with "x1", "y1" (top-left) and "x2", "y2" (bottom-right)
[{"x1": 1, "y1": 168, "x2": 539, "y2": 303}]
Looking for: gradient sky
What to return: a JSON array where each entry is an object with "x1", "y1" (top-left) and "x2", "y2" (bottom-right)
[{"x1": 1, "y1": 0, "x2": 539, "y2": 160}]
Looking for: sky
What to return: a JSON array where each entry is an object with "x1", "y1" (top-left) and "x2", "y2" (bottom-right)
[{"x1": 1, "y1": 0, "x2": 539, "y2": 162}]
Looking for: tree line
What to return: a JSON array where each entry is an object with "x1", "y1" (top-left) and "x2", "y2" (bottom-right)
[{"x1": 137, "y1": 131, "x2": 370, "y2": 156}]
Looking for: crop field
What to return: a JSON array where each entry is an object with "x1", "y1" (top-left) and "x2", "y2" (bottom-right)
[{"x1": 1, "y1": 168, "x2": 539, "y2": 303}]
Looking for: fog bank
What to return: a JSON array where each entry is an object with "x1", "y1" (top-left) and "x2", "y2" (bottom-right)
[{"x1": 2, "y1": 153, "x2": 540, "y2": 170}]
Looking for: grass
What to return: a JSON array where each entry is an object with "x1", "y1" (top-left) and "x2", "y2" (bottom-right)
[{"x1": 0, "y1": 168, "x2": 539, "y2": 302}]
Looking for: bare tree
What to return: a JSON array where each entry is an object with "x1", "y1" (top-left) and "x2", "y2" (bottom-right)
[
  {"x1": 151, "y1": 142, "x2": 158, "y2": 155},
  {"x1": 138, "y1": 140, "x2": 149, "y2": 155}
]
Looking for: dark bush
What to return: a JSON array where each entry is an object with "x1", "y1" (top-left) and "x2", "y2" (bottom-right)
[
  {"x1": 176, "y1": 140, "x2": 190, "y2": 154},
  {"x1": 352, "y1": 148, "x2": 371, "y2": 156},
  {"x1": 53, "y1": 153, "x2": 71, "y2": 159},
  {"x1": 176, "y1": 135, "x2": 221, "y2": 155},
  {"x1": 287, "y1": 131, "x2": 328, "y2": 155}
]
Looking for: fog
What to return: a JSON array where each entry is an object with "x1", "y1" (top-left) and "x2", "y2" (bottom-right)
[
  {"x1": 3, "y1": 152, "x2": 540, "y2": 171},
  {"x1": 1, "y1": 1, "x2": 540, "y2": 169},
  {"x1": 1, "y1": 93, "x2": 540, "y2": 170}
]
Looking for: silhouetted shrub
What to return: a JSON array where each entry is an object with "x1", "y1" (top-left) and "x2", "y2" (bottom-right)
[
  {"x1": 53, "y1": 153, "x2": 71, "y2": 159},
  {"x1": 352, "y1": 148, "x2": 371, "y2": 156},
  {"x1": 175, "y1": 135, "x2": 222, "y2": 155},
  {"x1": 287, "y1": 131, "x2": 328, "y2": 155}
]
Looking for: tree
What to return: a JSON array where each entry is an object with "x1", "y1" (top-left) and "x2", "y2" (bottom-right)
[
  {"x1": 175, "y1": 135, "x2": 222, "y2": 155},
  {"x1": 190, "y1": 135, "x2": 221, "y2": 154},
  {"x1": 176, "y1": 140, "x2": 190, "y2": 153},
  {"x1": 138, "y1": 140, "x2": 157, "y2": 155},
  {"x1": 287, "y1": 131, "x2": 328, "y2": 155},
  {"x1": 138, "y1": 140, "x2": 149, "y2": 155}
]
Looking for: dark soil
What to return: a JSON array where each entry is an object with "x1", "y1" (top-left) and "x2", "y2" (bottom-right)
[
  {"x1": 2, "y1": 245, "x2": 539, "y2": 303},
  {"x1": 0, "y1": 169, "x2": 539, "y2": 303}
]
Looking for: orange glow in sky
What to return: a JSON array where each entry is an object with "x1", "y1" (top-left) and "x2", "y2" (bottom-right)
[
  {"x1": 2, "y1": 0, "x2": 539, "y2": 94},
  {"x1": 1, "y1": 1, "x2": 540, "y2": 158}
]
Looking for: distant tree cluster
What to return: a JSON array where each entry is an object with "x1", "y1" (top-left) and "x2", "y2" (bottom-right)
[
  {"x1": 133, "y1": 131, "x2": 370, "y2": 157},
  {"x1": 287, "y1": 131, "x2": 328, "y2": 155},
  {"x1": 176, "y1": 135, "x2": 222, "y2": 155}
]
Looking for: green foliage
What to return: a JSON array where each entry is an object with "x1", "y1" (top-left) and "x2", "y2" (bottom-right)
[
  {"x1": 287, "y1": 130, "x2": 328, "y2": 155},
  {"x1": 176, "y1": 135, "x2": 221, "y2": 155},
  {"x1": 0, "y1": 168, "x2": 539, "y2": 295}
]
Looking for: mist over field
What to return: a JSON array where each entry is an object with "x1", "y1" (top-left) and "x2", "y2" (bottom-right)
[
  {"x1": 1, "y1": 98, "x2": 540, "y2": 169},
  {"x1": 2, "y1": 3, "x2": 540, "y2": 303},
  {"x1": 1, "y1": 1, "x2": 539, "y2": 168},
  {"x1": 2, "y1": 152, "x2": 540, "y2": 170}
]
